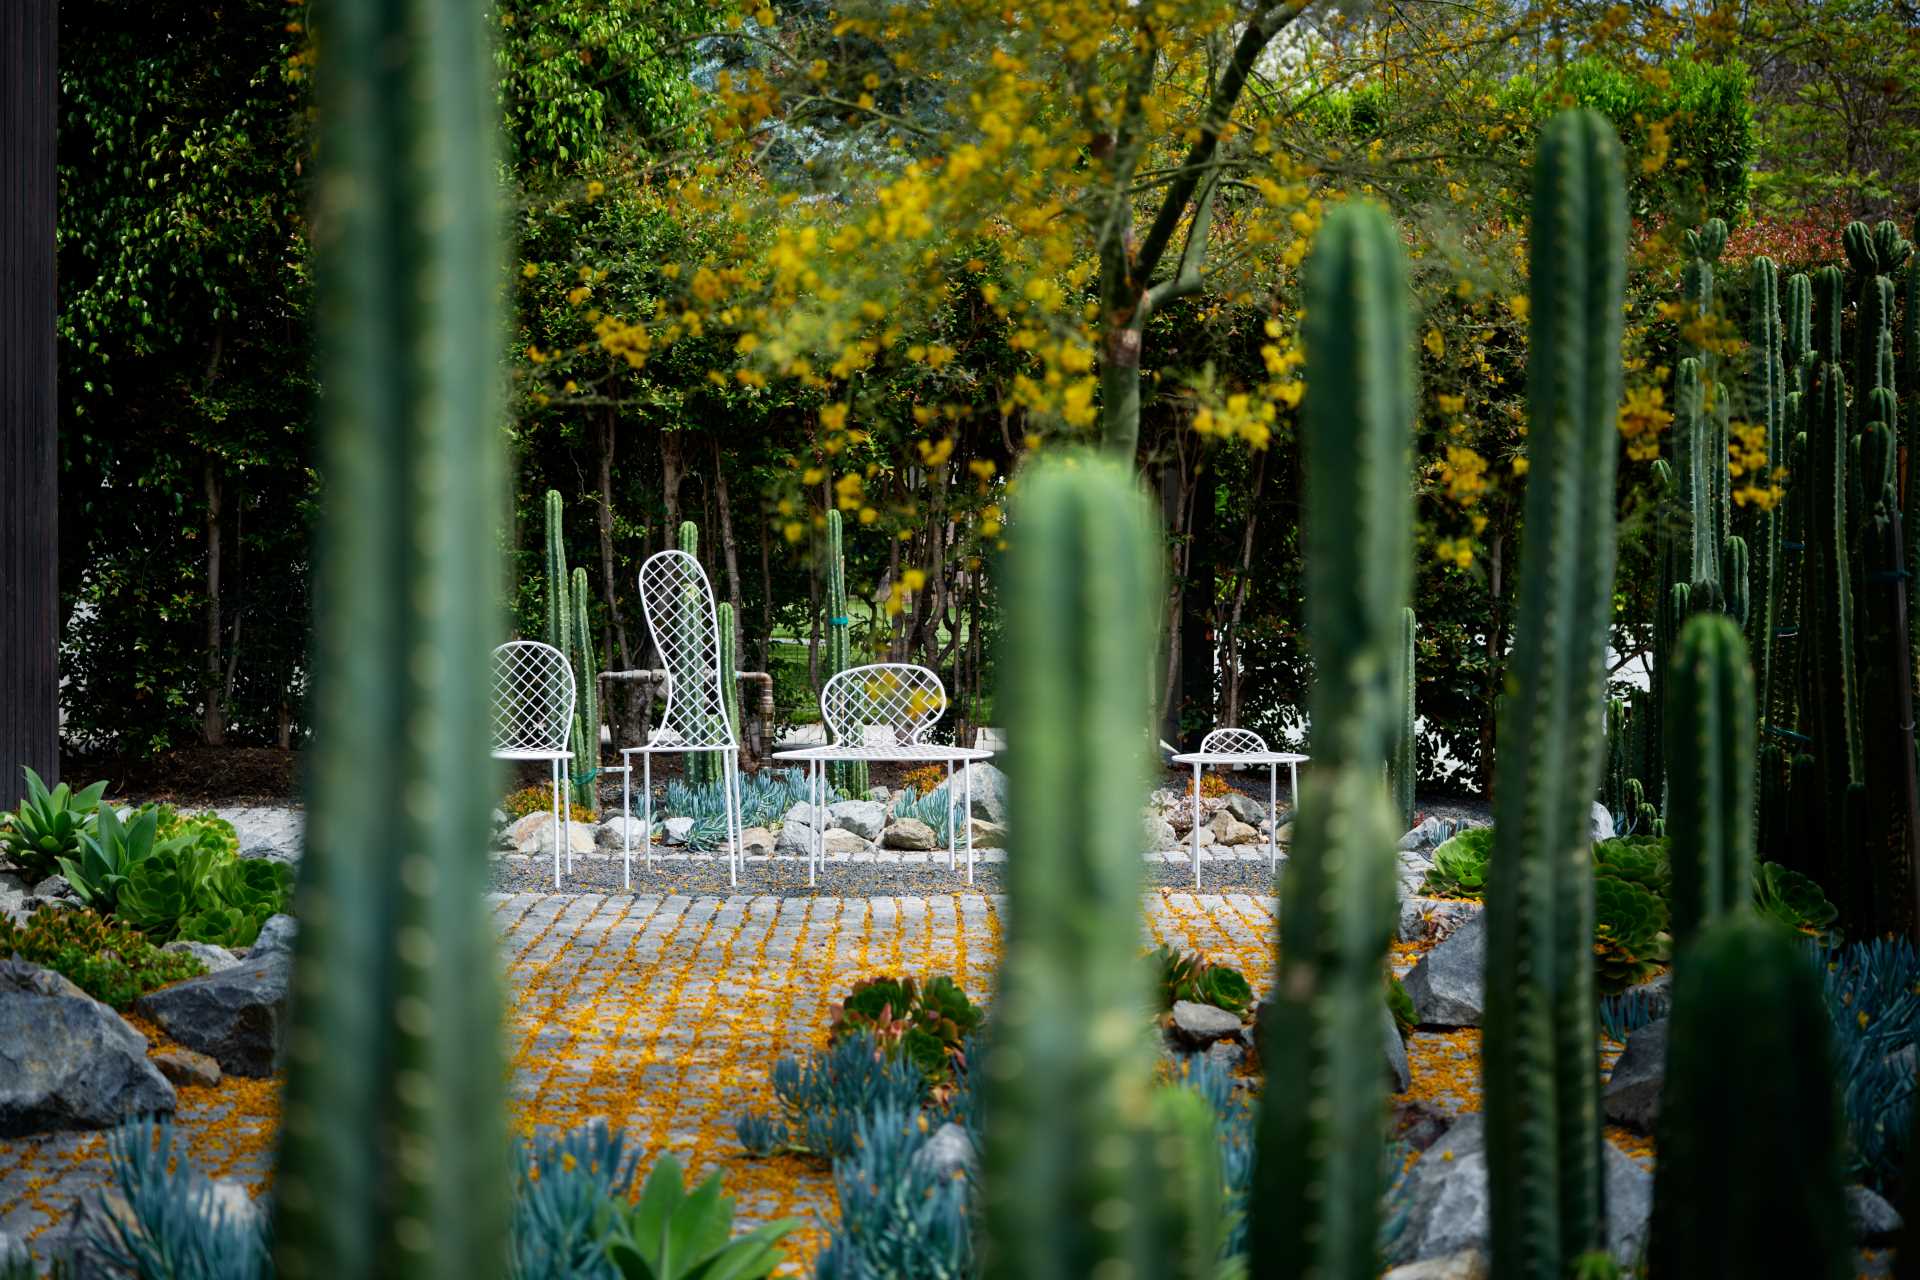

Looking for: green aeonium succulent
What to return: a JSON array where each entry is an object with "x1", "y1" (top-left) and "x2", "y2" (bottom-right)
[
  {"x1": 1422, "y1": 826, "x2": 1494, "y2": 899},
  {"x1": 1594, "y1": 835, "x2": 1670, "y2": 897},
  {"x1": 828, "y1": 974, "x2": 982, "y2": 1084},
  {"x1": 1153, "y1": 944, "x2": 1254, "y2": 1013},
  {"x1": 1593, "y1": 871, "x2": 1672, "y2": 993},
  {"x1": 1753, "y1": 861, "x2": 1840, "y2": 943}
]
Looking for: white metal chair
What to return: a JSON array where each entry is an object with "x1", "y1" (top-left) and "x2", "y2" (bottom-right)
[
  {"x1": 491, "y1": 640, "x2": 576, "y2": 889},
  {"x1": 1169, "y1": 726, "x2": 1306, "y2": 885},
  {"x1": 773, "y1": 662, "x2": 992, "y2": 885},
  {"x1": 621, "y1": 549, "x2": 743, "y2": 887}
]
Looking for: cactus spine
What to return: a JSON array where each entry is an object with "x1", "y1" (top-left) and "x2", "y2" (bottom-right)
[
  {"x1": 273, "y1": 0, "x2": 508, "y2": 1272},
  {"x1": 980, "y1": 455, "x2": 1169, "y2": 1278},
  {"x1": 1664, "y1": 614, "x2": 1756, "y2": 950},
  {"x1": 1389, "y1": 605, "x2": 1418, "y2": 832},
  {"x1": 570, "y1": 566, "x2": 600, "y2": 812},
  {"x1": 1482, "y1": 109, "x2": 1626, "y2": 1280},
  {"x1": 823, "y1": 508, "x2": 867, "y2": 795},
  {"x1": 1648, "y1": 916, "x2": 1850, "y2": 1279},
  {"x1": 1250, "y1": 201, "x2": 1408, "y2": 1280}
]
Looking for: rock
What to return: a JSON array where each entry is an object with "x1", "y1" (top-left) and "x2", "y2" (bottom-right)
[
  {"x1": 1143, "y1": 816, "x2": 1176, "y2": 850},
  {"x1": 1602, "y1": 1016, "x2": 1668, "y2": 1134},
  {"x1": 55, "y1": 1177, "x2": 263, "y2": 1274},
  {"x1": 1224, "y1": 792, "x2": 1268, "y2": 825},
  {"x1": 1849, "y1": 1185, "x2": 1904, "y2": 1244},
  {"x1": 249, "y1": 914, "x2": 297, "y2": 958},
  {"x1": 823, "y1": 829, "x2": 867, "y2": 857},
  {"x1": 882, "y1": 819, "x2": 938, "y2": 852},
  {"x1": 1275, "y1": 821, "x2": 1294, "y2": 844},
  {"x1": 1398, "y1": 816, "x2": 1450, "y2": 851},
  {"x1": 783, "y1": 801, "x2": 827, "y2": 829},
  {"x1": 490, "y1": 808, "x2": 509, "y2": 829},
  {"x1": 0, "y1": 870, "x2": 30, "y2": 926},
  {"x1": 1591, "y1": 801, "x2": 1615, "y2": 843},
  {"x1": 0, "y1": 1232, "x2": 24, "y2": 1270},
  {"x1": 1168, "y1": 1000, "x2": 1244, "y2": 1048},
  {"x1": 662, "y1": 816, "x2": 695, "y2": 846},
  {"x1": 775, "y1": 822, "x2": 817, "y2": 857},
  {"x1": 0, "y1": 959, "x2": 175, "y2": 1135},
  {"x1": 32, "y1": 873, "x2": 75, "y2": 900},
  {"x1": 163, "y1": 940, "x2": 240, "y2": 975},
  {"x1": 1391, "y1": 1098, "x2": 1455, "y2": 1152},
  {"x1": 1399, "y1": 898, "x2": 1482, "y2": 944},
  {"x1": 1382, "y1": 1252, "x2": 1488, "y2": 1280},
  {"x1": 224, "y1": 807, "x2": 306, "y2": 864},
  {"x1": 739, "y1": 827, "x2": 774, "y2": 857},
  {"x1": 596, "y1": 815, "x2": 646, "y2": 850},
  {"x1": 828, "y1": 800, "x2": 888, "y2": 841},
  {"x1": 1208, "y1": 811, "x2": 1260, "y2": 846},
  {"x1": 1384, "y1": 1004, "x2": 1411, "y2": 1094},
  {"x1": 971, "y1": 818, "x2": 1011, "y2": 848},
  {"x1": 866, "y1": 786, "x2": 892, "y2": 803},
  {"x1": 966, "y1": 764, "x2": 1009, "y2": 825},
  {"x1": 135, "y1": 952, "x2": 291, "y2": 1077},
  {"x1": 1195, "y1": 825, "x2": 1216, "y2": 848},
  {"x1": 912, "y1": 1121, "x2": 978, "y2": 1183},
  {"x1": 1402, "y1": 910, "x2": 1486, "y2": 1027},
  {"x1": 1205, "y1": 1038, "x2": 1246, "y2": 1071},
  {"x1": 1149, "y1": 788, "x2": 1182, "y2": 810},
  {"x1": 151, "y1": 1047, "x2": 222, "y2": 1089},
  {"x1": 511, "y1": 812, "x2": 593, "y2": 857},
  {"x1": 1389, "y1": 1115, "x2": 1650, "y2": 1268}
]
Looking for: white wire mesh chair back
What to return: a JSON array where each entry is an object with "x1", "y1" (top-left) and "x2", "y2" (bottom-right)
[
  {"x1": 1200, "y1": 726, "x2": 1268, "y2": 756},
  {"x1": 821, "y1": 663, "x2": 947, "y2": 748},
  {"x1": 637, "y1": 550, "x2": 736, "y2": 748},
  {"x1": 491, "y1": 641, "x2": 577, "y2": 755}
]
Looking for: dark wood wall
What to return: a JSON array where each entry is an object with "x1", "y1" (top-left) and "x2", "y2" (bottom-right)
[{"x1": 1, "y1": 0, "x2": 59, "y2": 806}]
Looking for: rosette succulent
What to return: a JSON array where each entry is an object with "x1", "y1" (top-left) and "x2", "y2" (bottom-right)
[
  {"x1": 1154, "y1": 945, "x2": 1254, "y2": 1014},
  {"x1": 1753, "y1": 862, "x2": 1840, "y2": 943},
  {"x1": 828, "y1": 975, "x2": 982, "y2": 1084},
  {"x1": 1593, "y1": 872, "x2": 1673, "y2": 993},
  {"x1": 1422, "y1": 826, "x2": 1493, "y2": 898}
]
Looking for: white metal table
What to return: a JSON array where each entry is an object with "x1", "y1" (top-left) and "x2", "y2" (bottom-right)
[
  {"x1": 770, "y1": 743, "x2": 994, "y2": 885},
  {"x1": 1168, "y1": 748, "x2": 1306, "y2": 886}
]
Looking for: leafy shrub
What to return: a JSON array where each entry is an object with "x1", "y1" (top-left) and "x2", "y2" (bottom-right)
[
  {"x1": 1421, "y1": 826, "x2": 1493, "y2": 899},
  {"x1": 502, "y1": 784, "x2": 596, "y2": 825},
  {"x1": 830, "y1": 975, "x2": 982, "y2": 1084},
  {"x1": 1184, "y1": 772, "x2": 1233, "y2": 800},
  {"x1": 1592, "y1": 872, "x2": 1671, "y2": 994},
  {"x1": 1386, "y1": 974, "x2": 1416, "y2": 1040},
  {"x1": 898, "y1": 763, "x2": 949, "y2": 797},
  {"x1": 601, "y1": 1156, "x2": 799, "y2": 1280},
  {"x1": 735, "y1": 1030, "x2": 926, "y2": 1161},
  {"x1": 0, "y1": 767, "x2": 109, "y2": 881},
  {"x1": 1154, "y1": 945, "x2": 1254, "y2": 1014},
  {"x1": 0, "y1": 909, "x2": 204, "y2": 1009},
  {"x1": 1754, "y1": 861, "x2": 1840, "y2": 943}
]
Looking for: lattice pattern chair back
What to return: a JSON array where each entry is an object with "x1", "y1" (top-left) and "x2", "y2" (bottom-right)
[
  {"x1": 638, "y1": 550, "x2": 735, "y2": 748},
  {"x1": 492, "y1": 641, "x2": 576, "y2": 755},
  {"x1": 1201, "y1": 726, "x2": 1268, "y2": 756},
  {"x1": 821, "y1": 663, "x2": 947, "y2": 748}
]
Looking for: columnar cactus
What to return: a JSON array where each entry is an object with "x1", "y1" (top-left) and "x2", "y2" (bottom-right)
[
  {"x1": 980, "y1": 454, "x2": 1171, "y2": 1278},
  {"x1": 1251, "y1": 200, "x2": 1408, "y2": 1280},
  {"x1": 1750, "y1": 258, "x2": 1785, "y2": 708},
  {"x1": 1648, "y1": 916, "x2": 1850, "y2": 1280},
  {"x1": 272, "y1": 0, "x2": 509, "y2": 1273},
  {"x1": 717, "y1": 600, "x2": 742, "y2": 769},
  {"x1": 1481, "y1": 109, "x2": 1626, "y2": 1280},
  {"x1": 1664, "y1": 614, "x2": 1755, "y2": 951},
  {"x1": 570, "y1": 566, "x2": 600, "y2": 813},
  {"x1": 1676, "y1": 357, "x2": 1719, "y2": 602},
  {"x1": 546, "y1": 489, "x2": 571, "y2": 661},
  {"x1": 1389, "y1": 605, "x2": 1418, "y2": 832},
  {"x1": 1803, "y1": 348, "x2": 1862, "y2": 809},
  {"x1": 824, "y1": 508, "x2": 867, "y2": 795}
]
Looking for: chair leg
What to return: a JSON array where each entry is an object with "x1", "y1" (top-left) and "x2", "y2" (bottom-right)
[
  {"x1": 964, "y1": 761, "x2": 974, "y2": 886},
  {"x1": 1268, "y1": 762, "x2": 1278, "y2": 874},
  {"x1": 725, "y1": 751, "x2": 740, "y2": 889},
  {"x1": 622, "y1": 754, "x2": 632, "y2": 890},
  {"x1": 643, "y1": 754, "x2": 654, "y2": 875},
  {"x1": 945, "y1": 758, "x2": 956, "y2": 872},
  {"x1": 1191, "y1": 761, "x2": 1203, "y2": 889},
  {"x1": 550, "y1": 759, "x2": 563, "y2": 890}
]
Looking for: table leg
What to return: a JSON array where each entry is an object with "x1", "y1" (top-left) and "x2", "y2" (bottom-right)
[
  {"x1": 964, "y1": 762, "x2": 975, "y2": 885},
  {"x1": 622, "y1": 753, "x2": 632, "y2": 890},
  {"x1": 643, "y1": 754, "x2": 654, "y2": 874},
  {"x1": 1191, "y1": 761, "x2": 1202, "y2": 889},
  {"x1": 550, "y1": 758, "x2": 563, "y2": 889},
  {"x1": 1268, "y1": 762, "x2": 1278, "y2": 873},
  {"x1": 945, "y1": 758, "x2": 956, "y2": 872}
]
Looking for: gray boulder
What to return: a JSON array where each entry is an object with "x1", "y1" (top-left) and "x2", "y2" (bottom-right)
[
  {"x1": 1590, "y1": 801, "x2": 1615, "y2": 843},
  {"x1": 1382, "y1": 1253, "x2": 1487, "y2": 1280},
  {"x1": 152, "y1": 1047, "x2": 222, "y2": 1090},
  {"x1": 1208, "y1": 811, "x2": 1260, "y2": 847},
  {"x1": 1849, "y1": 1185, "x2": 1904, "y2": 1244},
  {"x1": 1143, "y1": 816, "x2": 1177, "y2": 851},
  {"x1": 136, "y1": 952, "x2": 291, "y2": 1077},
  {"x1": 596, "y1": 815, "x2": 645, "y2": 850},
  {"x1": 0, "y1": 870, "x2": 30, "y2": 926},
  {"x1": 1169, "y1": 1000, "x2": 1244, "y2": 1048},
  {"x1": 782, "y1": 801, "x2": 827, "y2": 830},
  {"x1": 54, "y1": 1176, "x2": 263, "y2": 1275},
  {"x1": 1398, "y1": 816, "x2": 1450, "y2": 852},
  {"x1": 739, "y1": 827, "x2": 774, "y2": 857},
  {"x1": 912, "y1": 1121, "x2": 978, "y2": 1183},
  {"x1": 32, "y1": 873, "x2": 76, "y2": 900},
  {"x1": 1402, "y1": 910, "x2": 1486, "y2": 1027},
  {"x1": 662, "y1": 816, "x2": 695, "y2": 846},
  {"x1": 1602, "y1": 1016, "x2": 1667, "y2": 1134},
  {"x1": 829, "y1": 800, "x2": 888, "y2": 841},
  {"x1": 1389, "y1": 1115, "x2": 1651, "y2": 1267},
  {"x1": 1225, "y1": 792, "x2": 1268, "y2": 825},
  {"x1": 1385, "y1": 1005, "x2": 1411, "y2": 1094},
  {"x1": 0, "y1": 960, "x2": 175, "y2": 1136},
  {"x1": 882, "y1": 819, "x2": 938, "y2": 852},
  {"x1": 775, "y1": 821, "x2": 817, "y2": 857},
  {"x1": 163, "y1": 940, "x2": 240, "y2": 975},
  {"x1": 967, "y1": 764, "x2": 1009, "y2": 825},
  {"x1": 249, "y1": 914, "x2": 298, "y2": 958}
]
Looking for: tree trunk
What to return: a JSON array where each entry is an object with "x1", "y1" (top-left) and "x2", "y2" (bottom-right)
[
  {"x1": 1478, "y1": 527, "x2": 1507, "y2": 796},
  {"x1": 713, "y1": 435, "x2": 744, "y2": 655},
  {"x1": 757, "y1": 517, "x2": 774, "y2": 674},
  {"x1": 1178, "y1": 461, "x2": 1217, "y2": 747},
  {"x1": 0, "y1": 0, "x2": 58, "y2": 804},
  {"x1": 1221, "y1": 449, "x2": 1267, "y2": 726},
  {"x1": 202, "y1": 461, "x2": 227, "y2": 745},
  {"x1": 596, "y1": 409, "x2": 638, "y2": 747}
]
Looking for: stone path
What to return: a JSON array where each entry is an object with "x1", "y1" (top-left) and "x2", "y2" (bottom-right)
[{"x1": 0, "y1": 890, "x2": 1279, "y2": 1272}]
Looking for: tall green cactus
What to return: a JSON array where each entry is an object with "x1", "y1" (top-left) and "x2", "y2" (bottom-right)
[
  {"x1": 1251, "y1": 201, "x2": 1408, "y2": 1280},
  {"x1": 1664, "y1": 614, "x2": 1755, "y2": 951},
  {"x1": 823, "y1": 508, "x2": 868, "y2": 795},
  {"x1": 980, "y1": 454, "x2": 1170, "y2": 1278},
  {"x1": 1803, "y1": 345, "x2": 1862, "y2": 813},
  {"x1": 570, "y1": 566, "x2": 600, "y2": 812},
  {"x1": 717, "y1": 600, "x2": 741, "y2": 775},
  {"x1": 546, "y1": 489, "x2": 571, "y2": 661},
  {"x1": 1648, "y1": 916, "x2": 1849, "y2": 1280},
  {"x1": 273, "y1": 0, "x2": 508, "y2": 1273},
  {"x1": 1389, "y1": 605, "x2": 1418, "y2": 832},
  {"x1": 1482, "y1": 109, "x2": 1626, "y2": 1280},
  {"x1": 1676, "y1": 358, "x2": 1721, "y2": 602},
  {"x1": 1750, "y1": 259, "x2": 1785, "y2": 712}
]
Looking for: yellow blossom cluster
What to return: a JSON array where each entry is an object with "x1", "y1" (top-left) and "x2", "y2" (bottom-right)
[{"x1": 1618, "y1": 384, "x2": 1675, "y2": 461}]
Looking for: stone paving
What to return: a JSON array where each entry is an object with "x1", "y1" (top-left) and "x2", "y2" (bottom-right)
[{"x1": 0, "y1": 889, "x2": 1279, "y2": 1272}]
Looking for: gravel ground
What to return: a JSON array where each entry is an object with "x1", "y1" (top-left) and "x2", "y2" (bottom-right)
[{"x1": 488, "y1": 848, "x2": 1290, "y2": 897}]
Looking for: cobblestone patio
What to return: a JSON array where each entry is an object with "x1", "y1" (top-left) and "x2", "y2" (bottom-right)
[{"x1": 0, "y1": 890, "x2": 1280, "y2": 1271}]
